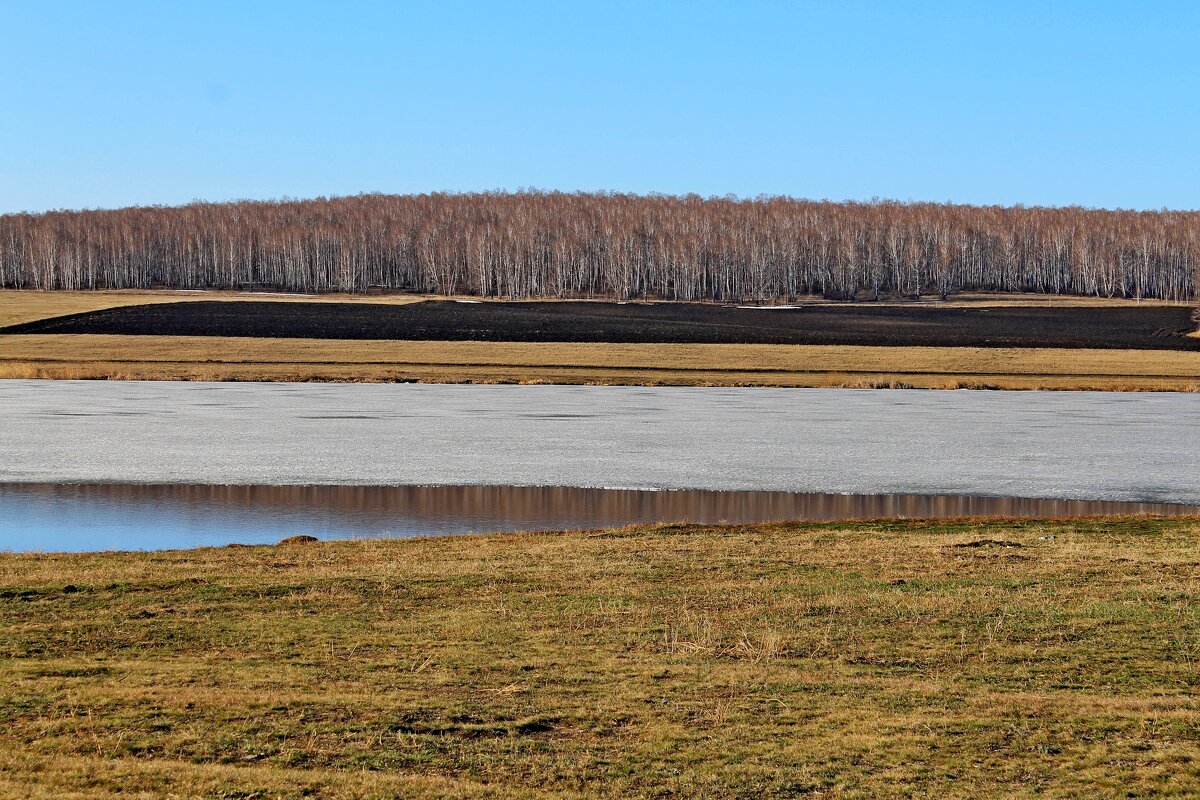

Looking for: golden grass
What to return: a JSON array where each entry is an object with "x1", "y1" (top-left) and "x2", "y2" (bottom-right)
[
  {"x1": 1, "y1": 334, "x2": 1198, "y2": 390},
  {"x1": 0, "y1": 289, "x2": 427, "y2": 328},
  {"x1": 866, "y1": 292, "x2": 1190, "y2": 308},
  {"x1": 2, "y1": 517, "x2": 1198, "y2": 797}
]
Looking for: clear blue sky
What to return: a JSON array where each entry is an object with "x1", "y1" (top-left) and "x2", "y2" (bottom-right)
[{"x1": 2, "y1": 1, "x2": 1197, "y2": 214}]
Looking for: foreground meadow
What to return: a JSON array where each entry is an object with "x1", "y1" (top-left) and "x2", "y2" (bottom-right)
[{"x1": 2, "y1": 517, "x2": 1198, "y2": 798}]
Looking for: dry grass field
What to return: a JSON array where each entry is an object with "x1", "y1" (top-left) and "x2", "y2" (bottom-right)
[
  {"x1": 1, "y1": 290, "x2": 1197, "y2": 390},
  {"x1": 2, "y1": 517, "x2": 1198, "y2": 798},
  {"x1": 1, "y1": 334, "x2": 1198, "y2": 391}
]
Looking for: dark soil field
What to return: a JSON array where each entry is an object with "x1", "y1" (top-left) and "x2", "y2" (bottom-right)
[{"x1": 4, "y1": 299, "x2": 1198, "y2": 350}]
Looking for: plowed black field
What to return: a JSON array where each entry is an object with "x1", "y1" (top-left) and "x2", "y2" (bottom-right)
[{"x1": 5, "y1": 300, "x2": 1198, "y2": 350}]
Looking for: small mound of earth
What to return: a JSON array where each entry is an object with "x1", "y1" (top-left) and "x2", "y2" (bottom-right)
[{"x1": 278, "y1": 535, "x2": 319, "y2": 545}]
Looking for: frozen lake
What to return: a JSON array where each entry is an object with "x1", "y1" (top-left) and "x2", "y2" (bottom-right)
[{"x1": 2, "y1": 380, "x2": 1197, "y2": 504}]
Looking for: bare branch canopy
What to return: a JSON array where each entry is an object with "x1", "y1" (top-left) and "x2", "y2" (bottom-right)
[{"x1": 2, "y1": 192, "x2": 1197, "y2": 304}]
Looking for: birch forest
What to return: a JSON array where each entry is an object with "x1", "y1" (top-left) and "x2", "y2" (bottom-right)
[{"x1": 2, "y1": 192, "x2": 1197, "y2": 303}]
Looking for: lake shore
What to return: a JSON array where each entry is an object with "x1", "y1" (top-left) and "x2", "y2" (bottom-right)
[
  {"x1": 3, "y1": 516, "x2": 1197, "y2": 797},
  {"x1": 7, "y1": 482, "x2": 1199, "y2": 552}
]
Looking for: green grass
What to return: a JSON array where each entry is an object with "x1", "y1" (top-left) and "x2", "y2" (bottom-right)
[{"x1": 1, "y1": 517, "x2": 1198, "y2": 798}]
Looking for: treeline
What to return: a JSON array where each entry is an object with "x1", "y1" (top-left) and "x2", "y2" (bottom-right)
[{"x1": 1, "y1": 192, "x2": 1197, "y2": 302}]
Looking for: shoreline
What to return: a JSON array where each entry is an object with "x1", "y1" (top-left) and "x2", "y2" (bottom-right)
[{"x1": 5, "y1": 482, "x2": 1199, "y2": 554}]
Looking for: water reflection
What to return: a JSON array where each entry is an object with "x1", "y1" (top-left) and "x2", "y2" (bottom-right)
[{"x1": 2, "y1": 482, "x2": 1197, "y2": 553}]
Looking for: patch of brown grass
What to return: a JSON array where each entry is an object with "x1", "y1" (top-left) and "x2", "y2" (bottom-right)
[
  {"x1": 0, "y1": 289, "x2": 429, "y2": 328},
  {"x1": 0, "y1": 334, "x2": 1197, "y2": 390},
  {"x1": 887, "y1": 292, "x2": 1190, "y2": 308}
]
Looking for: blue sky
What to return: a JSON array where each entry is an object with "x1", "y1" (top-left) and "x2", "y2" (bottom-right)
[{"x1": 2, "y1": 1, "x2": 1197, "y2": 213}]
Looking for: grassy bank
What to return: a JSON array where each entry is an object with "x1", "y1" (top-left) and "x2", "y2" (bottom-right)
[{"x1": 2, "y1": 517, "x2": 1198, "y2": 798}]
